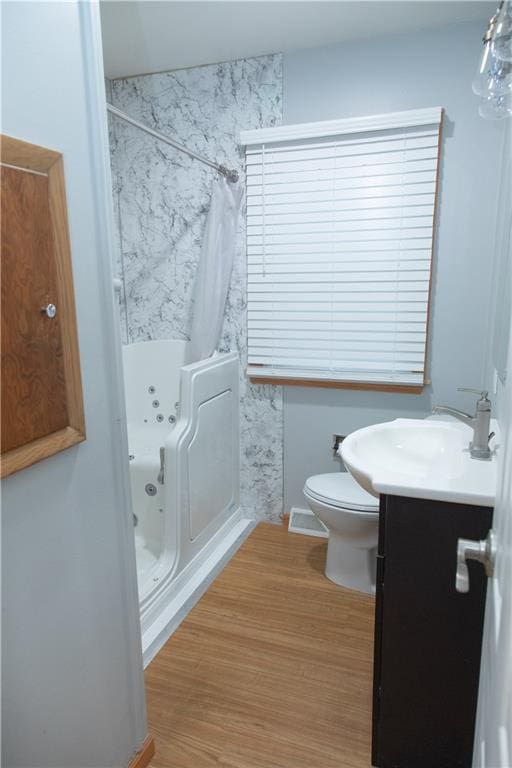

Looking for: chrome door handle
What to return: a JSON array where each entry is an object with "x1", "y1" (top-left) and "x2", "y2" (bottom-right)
[
  {"x1": 157, "y1": 446, "x2": 165, "y2": 485},
  {"x1": 456, "y1": 530, "x2": 496, "y2": 593}
]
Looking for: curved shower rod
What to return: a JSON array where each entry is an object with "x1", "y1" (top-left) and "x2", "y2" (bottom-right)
[{"x1": 106, "y1": 103, "x2": 239, "y2": 183}]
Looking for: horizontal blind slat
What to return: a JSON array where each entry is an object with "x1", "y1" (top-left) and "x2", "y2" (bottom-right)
[
  {"x1": 246, "y1": 138, "x2": 439, "y2": 166},
  {"x1": 247, "y1": 184, "x2": 437, "y2": 204},
  {"x1": 247, "y1": 216, "x2": 433, "y2": 234},
  {"x1": 248, "y1": 250, "x2": 431, "y2": 264},
  {"x1": 246, "y1": 367, "x2": 424, "y2": 385},
  {"x1": 250, "y1": 289, "x2": 429, "y2": 301},
  {"x1": 249, "y1": 282, "x2": 430, "y2": 293},
  {"x1": 249, "y1": 311, "x2": 428, "y2": 324},
  {"x1": 247, "y1": 194, "x2": 435, "y2": 215},
  {"x1": 247, "y1": 205, "x2": 434, "y2": 225},
  {"x1": 248, "y1": 356, "x2": 424, "y2": 372},
  {"x1": 249, "y1": 302, "x2": 428, "y2": 314},
  {"x1": 249, "y1": 328, "x2": 427, "y2": 341},
  {"x1": 248, "y1": 245, "x2": 433, "y2": 259},
  {"x1": 250, "y1": 351, "x2": 425, "y2": 365},
  {"x1": 247, "y1": 161, "x2": 438, "y2": 187},
  {"x1": 246, "y1": 148, "x2": 438, "y2": 176},
  {"x1": 250, "y1": 355, "x2": 425, "y2": 369},
  {"x1": 250, "y1": 282, "x2": 429, "y2": 293},
  {"x1": 247, "y1": 230, "x2": 434, "y2": 247},
  {"x1": 248, "y1": 261, "x2": 431, "y2": 273},
  {"x1": 245, "y1": 127, "x2": 439, "y2": 156},
  {"x1": 247, "y1": 170, "x2": 437, "y2": 190},
  {"x1": 249, "y1": 320, "x2": 426, "y2": 333},
  {"x1": 248, "y1": 269, "x2": 431, "y2": 283},
  {"x1": 250, "y1": 339, "x2": 425, "y2": 352}
]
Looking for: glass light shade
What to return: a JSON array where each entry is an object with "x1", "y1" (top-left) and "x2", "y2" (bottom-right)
[
  {"x1": 472, "y1": 40, "x2": 495, "y2": 95},
  {"x1": 488, "y1": 59, "x2": 512, "y2": 96},
  {"x1": 478, "y1": 92, "x2": 512, "y2": 119},
  {"x1": 491, "y1": 1, "x2": 512, "y2": 62},
  {"x1": 473, "y1": 38, "x2": 512, "y2": 97}
]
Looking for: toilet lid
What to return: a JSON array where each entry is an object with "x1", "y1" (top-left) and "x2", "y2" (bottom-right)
[{"x1": 304, "y1": 473, "x2": 379, "y2": 512}]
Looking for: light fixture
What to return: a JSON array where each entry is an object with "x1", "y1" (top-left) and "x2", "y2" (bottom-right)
[
  {"x1": 487, "y1": 56, "x2": 512, "y2": 97},
  {"x1": 473, "y1": 1, "x2": 512, "y2": 119},
  {"x1": 472, "y1": 8, "x2": 500, "y2": 96},
  {"x1": 492, "y1": 0, "x2": 512, "y2": 62},
  {"x1": 478, "y1": 92, "x2": 512, "y2": 119}
]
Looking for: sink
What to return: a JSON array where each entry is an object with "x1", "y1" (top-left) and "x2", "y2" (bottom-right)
[{"x1": 340, "y1": 417, "x2": 498, "y2": 507}]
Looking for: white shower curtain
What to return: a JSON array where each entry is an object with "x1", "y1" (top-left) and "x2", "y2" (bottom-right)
[{"x1": 187, "y1": 176, "x2": 243, "y2": 363}]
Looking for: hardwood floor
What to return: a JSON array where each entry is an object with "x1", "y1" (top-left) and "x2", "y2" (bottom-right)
[{"x1": 145, "y1": 523, "x2": 375, "y2": 768}]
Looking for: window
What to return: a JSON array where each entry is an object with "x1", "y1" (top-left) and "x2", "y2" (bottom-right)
[{"x1": 241, "y1": 107, "x2": 443, "y2": 391}]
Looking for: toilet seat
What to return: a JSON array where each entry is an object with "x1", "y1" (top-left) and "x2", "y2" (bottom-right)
[{"x1": 304, "y1": 473, "x2": 378, "y2": 513}]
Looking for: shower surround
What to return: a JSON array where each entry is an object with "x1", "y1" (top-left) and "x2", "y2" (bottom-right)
[{"x1": 108, "y1": 55, "x2": 283, "y2": 521}]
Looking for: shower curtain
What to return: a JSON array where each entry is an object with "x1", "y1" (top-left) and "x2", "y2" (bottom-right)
[{"x1": 187, "y1": 176, "x2": 242, "y2": 363}]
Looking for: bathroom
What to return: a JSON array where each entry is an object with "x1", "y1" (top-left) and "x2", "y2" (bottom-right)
[{"x1": 1, "y1": 1, "x2": 511, "y2": 767}]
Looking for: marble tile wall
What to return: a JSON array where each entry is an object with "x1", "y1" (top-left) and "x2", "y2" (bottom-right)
[
  {"x1": 107, "y1": 55, "x2": 284, "y2": 521},
  {"x1": 106, "y1": 78, "x2": 129, "y2": 343}
]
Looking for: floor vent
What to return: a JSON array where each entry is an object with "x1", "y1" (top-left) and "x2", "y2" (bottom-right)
[{"x1": 288, "y1": 507, "x2": 329, "y2": 539}]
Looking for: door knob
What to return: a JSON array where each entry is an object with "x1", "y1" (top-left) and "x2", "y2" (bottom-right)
[
  {"x1": 456, "y1": 529, "x2": 496, "y2": 593},
  {"x1": 41, "y1": 303, "x2": 57, "y2": 319}
]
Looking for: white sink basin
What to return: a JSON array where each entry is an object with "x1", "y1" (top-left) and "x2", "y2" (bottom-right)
[{"x1": 340, "y1": 417, "x2": 498, "y2": 507}]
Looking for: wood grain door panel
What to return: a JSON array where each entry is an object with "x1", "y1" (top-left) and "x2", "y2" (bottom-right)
[
  {"x1": 1, "y1": 166, "x2": 69, "y2": 452},
  {"x1": 1, "y1": 134, "x2": 85, "y2": 476}
]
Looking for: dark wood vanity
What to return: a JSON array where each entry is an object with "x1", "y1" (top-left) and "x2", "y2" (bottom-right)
[{"x1": 372, "y1": 494, "x2": 493, "y2": 768}]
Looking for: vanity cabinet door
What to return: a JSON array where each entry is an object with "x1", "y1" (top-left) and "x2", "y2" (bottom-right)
[{"x1": 372, "y1": 495, "x2": 493, "y2": 768}]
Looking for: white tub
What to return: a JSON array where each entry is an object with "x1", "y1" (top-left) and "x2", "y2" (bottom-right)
[{"x1": 122, "y1": 340, "x2": 253, "y2": 664}]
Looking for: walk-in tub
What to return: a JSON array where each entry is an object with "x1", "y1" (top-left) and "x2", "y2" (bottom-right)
[{"x1": 122, "y1": 340, "x2": 253, "y2": 664}]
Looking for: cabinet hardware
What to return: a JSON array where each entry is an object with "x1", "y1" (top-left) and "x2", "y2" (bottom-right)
[
  {"x1": 456, "y1": 529, "x2": 496, "y2": 593},
  {"x1": 41, "y1": 303, "x2": 57, "y2": 319}
]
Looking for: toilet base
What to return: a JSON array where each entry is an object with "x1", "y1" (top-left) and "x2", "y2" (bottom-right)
[{"x1": 325, "y1": 532, "x2": 376, "y2": 594}]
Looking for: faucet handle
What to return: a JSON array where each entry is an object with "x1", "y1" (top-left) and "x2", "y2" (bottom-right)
[{"x1": 457, "y1": 387, "x2": 489, "y2": 400}]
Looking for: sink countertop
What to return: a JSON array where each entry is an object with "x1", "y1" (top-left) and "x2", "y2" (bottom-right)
[{"x1": 340, "y1": 415, "x2": 499, "y2": 508}]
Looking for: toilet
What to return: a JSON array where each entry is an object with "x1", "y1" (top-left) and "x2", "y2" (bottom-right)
[{"x1": 303, "y1": 472, "x2": 379, "y2": 594}]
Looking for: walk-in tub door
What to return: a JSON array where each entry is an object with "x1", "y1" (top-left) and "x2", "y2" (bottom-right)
[{"x1": 166, "y1": 352, "x2": 240, "y2": 568}]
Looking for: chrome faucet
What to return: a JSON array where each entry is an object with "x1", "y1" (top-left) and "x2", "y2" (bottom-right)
[{"x1": 432, "y1": 388, "x2": 494, "y2": 459}]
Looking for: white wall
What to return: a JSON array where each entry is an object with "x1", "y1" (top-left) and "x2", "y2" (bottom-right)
[
  {"x1": 1, "y1": 4, "x2": 147, "y2": 766},
  {"x1": 282, "y1": 22, "x2": 506, "y2": 511}
]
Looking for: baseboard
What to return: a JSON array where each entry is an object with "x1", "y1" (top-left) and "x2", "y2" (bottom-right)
[{"x1": 128, "y1": 735, "x2": 155, "y2": 768}]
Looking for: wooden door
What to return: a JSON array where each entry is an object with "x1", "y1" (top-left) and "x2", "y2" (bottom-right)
[{"x1": 1, "y1": 135, "x2": 85, "y2": 476}]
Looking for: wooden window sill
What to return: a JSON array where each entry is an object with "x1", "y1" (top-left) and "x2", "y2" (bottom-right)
[{"x1": 248, "y1": 376, "x2": 425, "y2": 394}]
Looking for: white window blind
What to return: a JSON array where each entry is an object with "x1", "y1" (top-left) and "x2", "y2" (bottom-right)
[{"x1": 241, "y1": 108, "x2": 443, "y2": 388}]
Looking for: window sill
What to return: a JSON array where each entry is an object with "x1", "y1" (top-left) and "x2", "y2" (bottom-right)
[{"x1": 248, "y1": 375, "x2": 425, "y2": 394}]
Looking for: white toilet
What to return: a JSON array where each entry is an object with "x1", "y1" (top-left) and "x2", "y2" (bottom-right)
[{"x1": 303, "y1": 472, "x2": 379, "y2": 594}]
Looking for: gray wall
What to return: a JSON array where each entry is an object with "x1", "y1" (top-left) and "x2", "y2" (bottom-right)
[
  {"x1": 282, "y1": 22, "x2": 506, "y2": 511},
  {"x1": 1, "y1": 4, "x2": 147, "y2": 766}
]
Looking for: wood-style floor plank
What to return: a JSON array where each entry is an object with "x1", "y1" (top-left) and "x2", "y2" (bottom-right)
[{"x1": 146, "y1": 523, "x2": 375, "y2": 768}]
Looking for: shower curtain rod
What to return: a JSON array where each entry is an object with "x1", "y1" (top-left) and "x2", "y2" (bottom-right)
[{"x1": 106, "y1": 103, "x2": 239, "y2": 183}]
